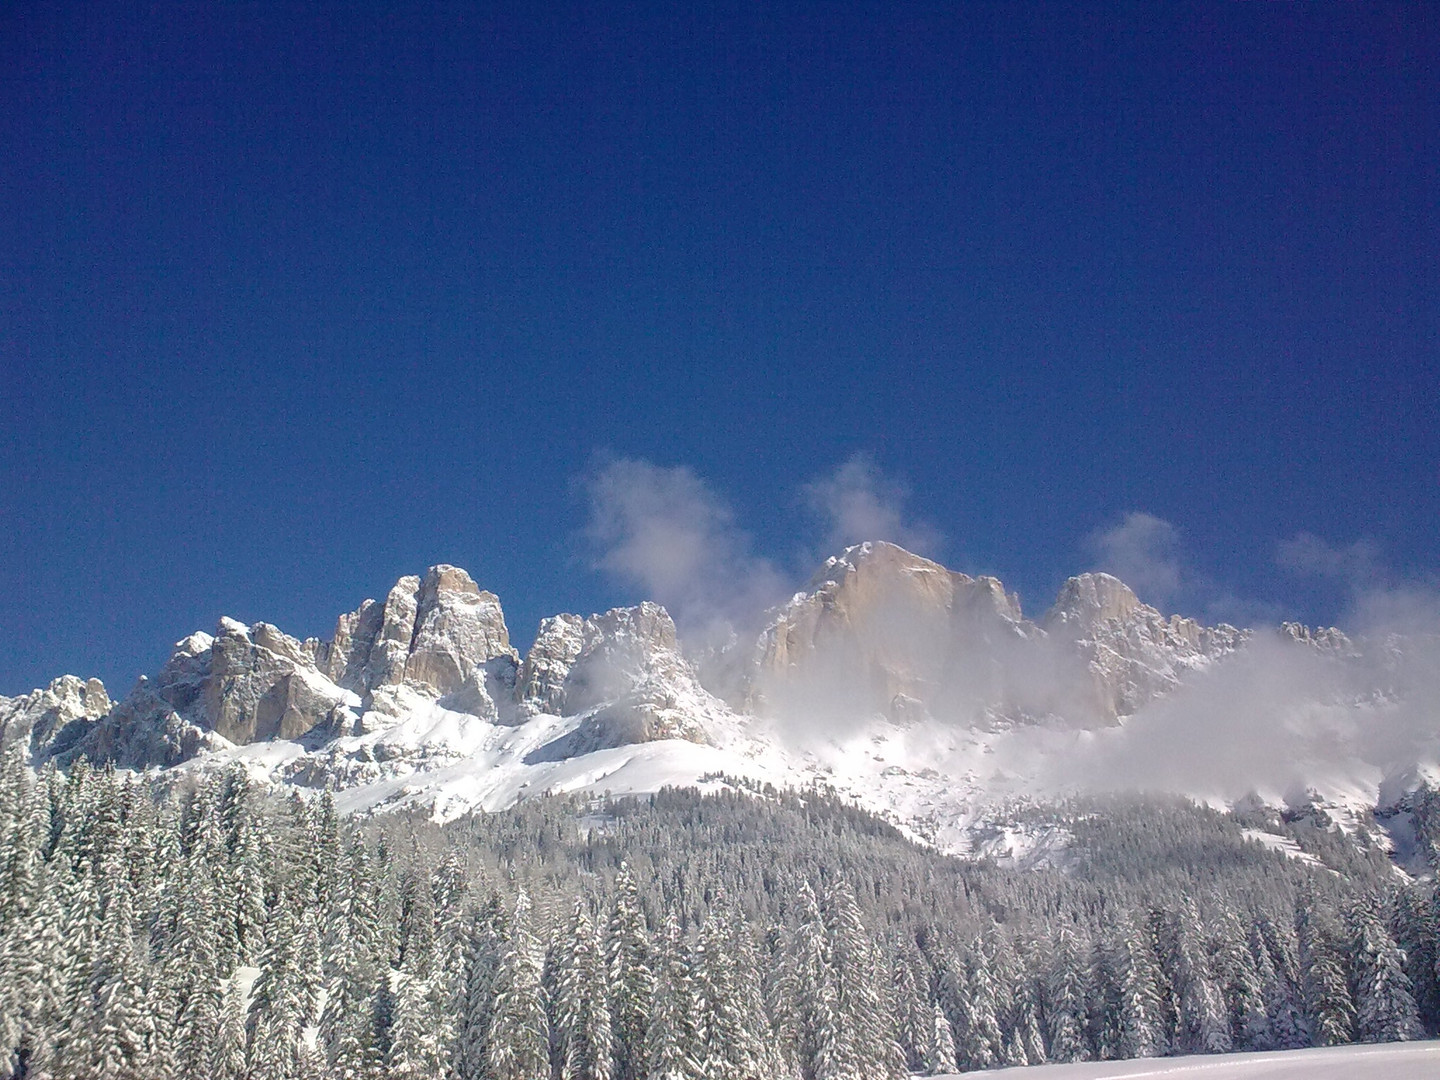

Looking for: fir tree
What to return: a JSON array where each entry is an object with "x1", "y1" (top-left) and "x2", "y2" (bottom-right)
[
  {"x1": 606, "y1": 864, "x2": 654, "y2": 1080},
  {"x1": 1348, "y1": 897, "x2": 1423, "y2": 1043},
  {"x1": 487, "y1": 891, "x2": 550, "y2": 1080},
  {"x1": 1044, "y1": 923, "x2": 1091, "y2": 1064},
  {"x1": 927, "y1": 1001, "x2": 955, "y2": 1076},
  {"x1": 554, "y1": 899, "x2": 614, "y2": 1080},
  {"x1": 1296, "y1": 896, "x2": 1353, "y2": 1047},
  {"x1": 456, "y1": 892, "x2": 509, "y2": 1080},
  {"x1": 246, "y1": 890, "x2": 307, "y2": 1080},
  {"x1": 646, "y1": 909, "x2": 700, "y2": 1080}
]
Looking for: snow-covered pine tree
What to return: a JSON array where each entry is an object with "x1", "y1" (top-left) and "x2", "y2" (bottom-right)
[
  {"x1": 1044, "y1": 923, "x2": 1091, "y2": 1063},
  {"x1": 1008, "y1": 936, "x2": 1047, "y2": 1067},
  {"x1": 606, "y1": 863, "x2": 653, "y2": 1080},
  {"x1": 820, "y1": 877, "x2": 905, "y2": 1080},
  {"x1": 1210, "y1": 912, "x2": 1264, "y2": 1052},
  {"x1": 1252, "y1": 921, "x2": 1305, "y2": 1050},
  {"x1": 1162, "y1": 903, "x2": 1229, "y2": 1055},
  {"x1": 389, "y1": 903, "x2": 455, "y2": 1080},
  {"x1": 216, "y1": 766, "x2": 270, "y2": 968},
  {"x1": 0, "y1": 855, "x2": 69, "y2": 1076},
  {"x1": 320, "y1": 834, "x2": 385, "y2": 1079},
  {"x1": 246, "y1": 888, "x2": 308, "y2": 1080},
  {"x1": 981, "y1": 922, "x2": 1026, "y2": 1066},
  {"x1": 1392, "y1": 885, "x2": 1440, "y2": 1032},
  {"x1": 927, "y1": 1001, "x2": 955, "y2": 1077},
  {"x1": 645, "y1": 908, "x2": 700, "y2": 1080},
  {"x1": 888, "y1": 947, "x2": 930, "y2": 1073},
  {"x1": 86, "y1": 861, "x2": 151, "y2": 1080},
  {"x1": 781, "y1": 880, "x2": 835, "y2": 1080},
  {"x1": 955, "y1": 940, "x2": 1002, "y2": 1071},
  {"x1": 212, "y1": 974, "x2": 248, "y2": 1080},
  {"x1": 168, "y1": 840, "x2": 223, "y2": 1080},
  {"x1": 1295, "y1": 895, "x2": 1353, "y2": 1047},
  {"x1": 456, "y1": 891, "x2": 509, "y2": 1080},
  {"x1": 487, "y1": 890, "x2": 550, "y2": 1080},
  {"x1": 1104, "y1": 911, "x2": 1165, "y2": 1060},
  {"x1": 554, "y1": 898, "x2": 614, "y2": 1080},
  {"x1": 1348, "y1": 896, "x2": 1423, "y2": 1044},
  {"x1": 933, "y1": 951, "x2": 972, "y2": 1069},
  {"x1": 726, "y1": 914, "x2": 785, "y2": 1080}
]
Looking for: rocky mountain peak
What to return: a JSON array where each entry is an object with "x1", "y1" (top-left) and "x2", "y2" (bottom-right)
[
  {"x1": 1041, "y1": 574, "x2": 1247, "y2": 721},
  {"x1": 743, "y1": 541, "x2": 1034, "y2": 726},
  {"x1": 321, "y1": 565, "x2": 518, "y2": 716},
  {"x1": 43, "y1": 564, "x2": 527, "y2": 768},
  {"x1": 515, "y1": 601, "x2": 722, "y2": 760},
  {"x1": 517, "y1": 601, "x2": 691, "y2": 718},
  {"x1": 1045, "y1": 572, "x2": 1142, "y2": 626},
  {"x1": 0, "y1": 675, "x2": 111, "y2": 757},
  {"x1": 1280, "y1": 622, "x2": 1355, "y2": 653}
]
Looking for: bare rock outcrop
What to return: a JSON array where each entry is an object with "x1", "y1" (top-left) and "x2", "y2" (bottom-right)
[
  {"x1": 519, "y1": 602, "x2": 721, "y2": 759},
  {"x1": 0, "y1": 675, "x2": 111, "y2": 758},
  {"x1": 745, "y1": 541, "x2": 1039, "y2": 727},
  {"x1": 61, "y1": 564, "x2": 521, "y2": 767},
  {"x1": 320, "y1": 565, "x2": 519, "y2": 719},
  {"x1": 1041, "y1": 572, "x2": 1246, "y2": 721},
  {"x1": 515, "y1": 614, "x2": 585, "y2": 716}
]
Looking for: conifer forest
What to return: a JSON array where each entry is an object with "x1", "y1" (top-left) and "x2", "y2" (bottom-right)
[{"x1": 0, "y1": 753, "x2": 1436, "y2": 1080}]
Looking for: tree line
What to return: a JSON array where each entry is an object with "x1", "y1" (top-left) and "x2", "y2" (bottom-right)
[{"x1": 0, "y1": 753, "x2": 1434, "y2": 1079}]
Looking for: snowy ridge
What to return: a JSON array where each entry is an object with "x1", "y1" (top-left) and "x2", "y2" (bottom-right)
[{"x1": 4, "y1": 544, "x2": 1435, "y2": 861}]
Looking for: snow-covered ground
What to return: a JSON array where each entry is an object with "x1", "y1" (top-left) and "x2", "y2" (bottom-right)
[{"x1": 933, "y1": 1042, "x2": 1440, "y2": 1079}]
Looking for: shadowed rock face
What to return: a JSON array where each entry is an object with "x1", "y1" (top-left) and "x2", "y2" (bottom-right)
[
  {"x1": 1042, "y1": 573, "x2": 1247, "y2": 721},
  {"x1": 517, "y1": 602, "x2": 715, "y2": 749},
  {"x1": 0, "y1": 676, "x2": 111, "y2": 757}
]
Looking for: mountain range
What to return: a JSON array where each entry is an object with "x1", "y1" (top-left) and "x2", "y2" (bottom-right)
[{"x1": 4, "y1": 540, "x2": 1433, "y2": 860}]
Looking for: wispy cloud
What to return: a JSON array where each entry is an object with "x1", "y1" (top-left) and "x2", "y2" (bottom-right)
[
  {"x1": 1276, "y1": 532, "x2": 1382, "y2": 583},
  {"x1": 802, "y1": 453, "x2": 942, "y2": 558},
  {"x1": 1084, "y1": 511, "x2": 1185, "y2": 607},
  {"x1": 1275, "y1": 531, "x2": 1440, "y2": 634},
  {"x1": 582, "y1": 456, "x2": 785, "y2": 638}
]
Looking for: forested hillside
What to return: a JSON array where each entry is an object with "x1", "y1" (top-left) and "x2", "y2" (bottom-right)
[{"x1": 0, "y1": 753, "x2": 1434, "y2": 1079}]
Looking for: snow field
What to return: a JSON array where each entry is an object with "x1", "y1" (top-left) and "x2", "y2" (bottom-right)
[{"x1": 932, "y1": 1040, "x2": 1440, "y2": 1079}]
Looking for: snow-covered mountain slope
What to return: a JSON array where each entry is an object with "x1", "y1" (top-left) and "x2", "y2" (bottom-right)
[{"x1": 5, "y1": 542, "x2": 1434, "y2": 858}]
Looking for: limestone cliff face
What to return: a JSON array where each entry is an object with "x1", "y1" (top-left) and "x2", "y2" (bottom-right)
[
  {"x1": 62, "y1": 564, "x2": 520, "y2": 767},
  {"x1": 320, "y1": 564, "x2": 519, "y2": 718},
  {"x1": 0, "y1": 675, "x2": 111, "y2": 758},
  {"x1": 517, "y1": 602, "x2": 723, "y2": 759},
  {"x1": 736, "y1": 544, "x2": 1256, "y2": 729},
  {"x1": 1041, "y1": 573, "x2": 1246, "y2": 721},
  {"x1": 746, "y1": 541, "x2": 1038, "y2": 727},
  {"x1": 515, "y1": 614, "x2": 585, "y2": 717},
  {"x1": 11, "y1": 546, "x2": 1344, "y2": 776},
  {"x1": 69, "y1": 618, "x2": 361, "y2": 768}
]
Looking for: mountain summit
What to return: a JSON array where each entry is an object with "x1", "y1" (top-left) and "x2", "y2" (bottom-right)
[{"x1": 0, "y1": 543, "x2": 1385, "y2": 843}]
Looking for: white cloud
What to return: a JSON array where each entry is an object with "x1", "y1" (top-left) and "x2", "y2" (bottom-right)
[
  {"x1": 1276, "y1": 532, "x2": 1381, "y2": 583},
  {"x1": 583, "y1": 456, "x2": 785, "y2": 638},
  {"x1": 1084, "y1": 511, "x2": 1184, "y2": 606},
  {"x1": 802, "y1": 453, "x2": 942, "y2": 557}
]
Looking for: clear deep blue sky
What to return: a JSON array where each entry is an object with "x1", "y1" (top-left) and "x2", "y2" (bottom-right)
[{"x1": 2, "y1": 2, "x2": 1436, "y2": 695}]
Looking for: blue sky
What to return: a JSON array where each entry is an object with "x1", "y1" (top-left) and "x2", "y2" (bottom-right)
[{"x1": 2, "y1": 2, "x2": 1436, "y2": 695}]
